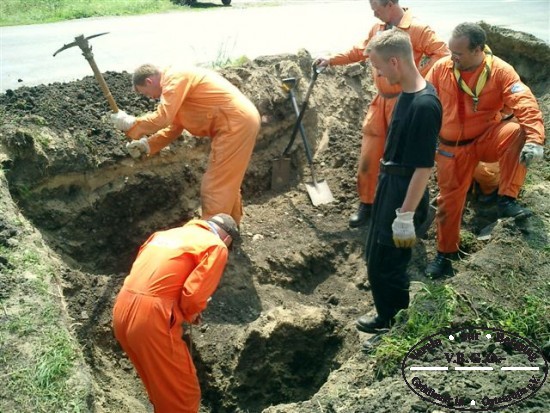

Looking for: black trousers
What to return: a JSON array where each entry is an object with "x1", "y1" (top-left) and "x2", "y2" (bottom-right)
[{"x1": 366, "y1": 238, "x2": 411, "y2": 322}]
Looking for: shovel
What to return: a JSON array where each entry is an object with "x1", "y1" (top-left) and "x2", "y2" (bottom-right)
[
  {"x1": 272, "y1": 66, "x2": 320, "y2": 192},
  {"x1": 300, "y1": 126, "x2": 335, "y2": 206},
  {"x1": 272, "y1": 67, "x2": 334, "y2": 206}
]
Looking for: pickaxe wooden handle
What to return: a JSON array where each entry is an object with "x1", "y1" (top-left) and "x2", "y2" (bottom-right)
[{"x1": 53, "y1": 33, "x2": 119, "y2": 113}]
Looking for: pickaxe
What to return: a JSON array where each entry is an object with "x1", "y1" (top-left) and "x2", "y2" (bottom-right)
[{"x1": 53, "y1": 33, "x2": 119, "y2": 113}]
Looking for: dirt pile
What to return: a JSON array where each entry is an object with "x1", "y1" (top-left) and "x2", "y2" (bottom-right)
[{"x1": 0, "y1": 27, "x2": 549, "y2": 413}]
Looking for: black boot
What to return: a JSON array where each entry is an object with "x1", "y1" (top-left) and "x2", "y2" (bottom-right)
[
  {"x1": 349, "y1": 203, "x2": 371, "y2": 228},
  {"x1": 497, "y1": 196, "x2": 532, "y2": 219},
  {"x1": 426, "y1": 252, "x2": 456, "y2": 279},
  {"x1": 356, "y1": 314, "x2": 391, "y2": 333}
]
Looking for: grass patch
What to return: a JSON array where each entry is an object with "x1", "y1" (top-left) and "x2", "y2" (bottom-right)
[
  {"x1": 0, "y1": 0, "x2": 181, "y2": 26},
  {"x1": 208, "y1": 54, "x2": 250, "y2": 69},
  {"x1": 1, "y1": 326, "x2": 89, "y2": 413},
  {"x1": 482, "y1": 294, "x2": 550, "y2": 345},
  {"x1": 0, "y1": 235, "x2": 91, "y2": 412},
  {"x1": 372, "y1": 283, "x2": 466, "y2": 379},
  {"x1": 202, "y1": 36, "x2": 250, "y2": 69},
  {"x1": 371, "y1": 282, "x2": 549, "y2": 379}
]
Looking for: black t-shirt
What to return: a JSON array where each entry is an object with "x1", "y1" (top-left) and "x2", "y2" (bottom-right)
[
  {"x1": 383, "y1": 82, "x2": 442, "y2": 168},
  {"x1": 370, "y1": 82, "x2": 442, "y2": 247}
]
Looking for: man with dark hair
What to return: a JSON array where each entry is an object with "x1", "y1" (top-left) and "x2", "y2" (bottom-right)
[
  {"x1": 425, "y1": 22, "x2": 545, "y2": 278},
  {"x1": 109, "y1": 64, "x2": 261, "y2": 226},
  {"x1": 315, "y1": 0, "x2": 448, "y2": 228},
  {"x1": 113, "y1": 213, "x2": 239, "y2": 413},
  {"x1": 355, "y1": 28, "x2": 442, "y2": 336}
]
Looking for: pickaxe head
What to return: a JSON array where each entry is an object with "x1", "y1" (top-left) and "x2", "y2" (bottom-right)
[
  {"x1": 53, "y1": 32, "x2": 109, "y2": 57},
  {"x1": 52, "y1": 32, "x2": 119, "y2": 113}
]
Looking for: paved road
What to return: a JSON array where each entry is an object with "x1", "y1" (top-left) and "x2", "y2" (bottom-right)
[{"x1": 1, "y1": 0, "x2": 548, "y2": 92}]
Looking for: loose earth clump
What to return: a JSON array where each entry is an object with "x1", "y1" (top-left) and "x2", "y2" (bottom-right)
[{"x1": 0, "y1": 26, "x2": 549, "y2": 413}]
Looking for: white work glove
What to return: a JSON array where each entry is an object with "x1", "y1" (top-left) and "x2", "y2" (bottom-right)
[
  {"x1": 110, "y1": 110, "x2": 136, "y2": 132},
  {"x1": 519, "y1": 142, "x2": 544, "y2": 166},
  {"x1": 392, "y1": 208, "x2": 416, "y2": 248},
  {"x1": 126, "y1": 137, "x2": 150, "y2": 159}
]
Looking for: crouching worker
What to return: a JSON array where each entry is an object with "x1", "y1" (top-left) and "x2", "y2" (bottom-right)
[
  {"x1": 355, "y1": 28, "x2": 442, "y2": 339},
  {"x1": 109, "y1": 64, "x2": 261, "y2": 225},
  {"x1": 113, "y1": 213, "x2": 239, "y2": 413}
]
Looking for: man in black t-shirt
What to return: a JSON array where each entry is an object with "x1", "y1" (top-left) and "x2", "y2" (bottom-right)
[{"x1": 355, "y1": 28, "x2": 442, "y2": 338}]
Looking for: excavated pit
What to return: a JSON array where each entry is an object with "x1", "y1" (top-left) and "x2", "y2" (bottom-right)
[
  {"x1": 1, "y1": 51, "x2": 372, "y2": 412},
  {"x1": 1, "y1": 25, "x2": 549, "y2": 412}
]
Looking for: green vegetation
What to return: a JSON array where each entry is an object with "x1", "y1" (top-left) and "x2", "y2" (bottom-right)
[
  {"x1": 483, "y1": 294, "x2": 550, "y2": 344},
  {"x1": 0, "y1": 0, "x2": 181, "y2": 26},
  {"x1": 458, "y1": 228, "x2": 481, "y2": 254},
  {"x1": 372, "y1": 274, "x2": 550, "y2": 379},
  {"x1": 372, "y1": 283, "x2": 464, "y2": 378},
  {"x1": 0, "y1": 236, "x2": 90, "y2": 412}
]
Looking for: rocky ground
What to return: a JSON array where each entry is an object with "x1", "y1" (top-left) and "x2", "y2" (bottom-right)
[{"x1": 0, "y1": 25, "x2": 549, "y2": 413}]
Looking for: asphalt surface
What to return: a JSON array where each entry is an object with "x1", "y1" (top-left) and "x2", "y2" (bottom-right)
[{"x1": 0, "y1": 0, "x2": 548, "y2": 92}]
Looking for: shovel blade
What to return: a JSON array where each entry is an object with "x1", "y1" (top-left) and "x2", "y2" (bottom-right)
[
  {"x1": 477, "y1": 220, "x2": 499, "y2": 241},
  {"x1": 271, "y1": 157, "x2": 291, "y2": 191},
  {"x1": 417, "y1": 204, "x2": 437, "y2": 239},
  {"x1": 305, "y1": 179, "x2": 335, "y2": 206}
]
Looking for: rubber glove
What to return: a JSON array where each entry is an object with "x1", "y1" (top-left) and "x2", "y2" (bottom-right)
[
  {"x1": 126, "y1": 137, "x2": 150, "y2": 159},
  {"x1": 392, "y1": 208, "x2": 416, "y2": 248},
  {"x1": 110, "y1": 110, "x2": 136, "y2": 131},
  {"x1": 519, "y1": 142, "x2": 544, "y2": 166}
]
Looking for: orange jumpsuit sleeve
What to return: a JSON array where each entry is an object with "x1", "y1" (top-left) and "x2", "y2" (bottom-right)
[
  {"x1": 178, "y1": 244, "x2": 228, "y2": 322},
  {"x1": 415, "y1": 25, "x2": 449, "y2": 77},
  {"x1": 146, "y1": 124, "x2": 185, "y2": 155},
  {"x1": 499, "y1": 67, "x2": 545, "y2": 145},
  {"x1": 329, "y1": 25, "x2": 378, "y2": 66},
  {"x1": 126, "y1": 69, "x2": 199, "y2": 150},
  {"x1": 329, "y1": 41, "x2": 368, "y2": 65}
]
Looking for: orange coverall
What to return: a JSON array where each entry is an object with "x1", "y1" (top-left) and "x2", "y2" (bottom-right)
[
  {"x1": 473, "y1": 161, "x2": 500, "y2": 195},
  {"x1": 426, "y1": 55, "x2": 545, "y2": 253},
  {"x1": 113, "y1": 220, "x2": 229, "y2": 413},
  {"x1": 126, "y1": 67, "x2": 261, "y2": 224},
  {"x1": 329, "y1": 9, "x2": 449, "y2": 204},
  {"x1": 472, "y1": 110, "x2": 516, "y2": 195}
]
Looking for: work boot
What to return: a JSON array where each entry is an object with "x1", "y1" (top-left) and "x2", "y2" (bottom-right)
[
  {"x1": 349, "y1": 203, "x2": 372, "y2": 228},
  {"x1": 497, "y1": 196, "x2": 532, "y2": 219},
  {"x1": 356, "y1": 314, "x2": 391, "y2": 334},
  {"x1": 425, "y1": 252, "x2": 456, "y2": 280}
]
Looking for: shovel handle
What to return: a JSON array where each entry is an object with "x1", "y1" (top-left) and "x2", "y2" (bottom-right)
[{"x1": 282, "y1": 69, "x2": 319, "y2": 156}]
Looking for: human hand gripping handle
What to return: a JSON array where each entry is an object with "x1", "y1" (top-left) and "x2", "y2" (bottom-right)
[
  {"x1": 519, "y1": 142, "x2": 544, "y2": 166},
  {"x1": 392, "y1": 209, "x2": 416, "y2": 248},
  {"x1": 313, "y1": 57, "x2": 330, "y2": 68},
  {"x1": 110, "y1": 110, "x2": 136, "y2": 131},
  {"x1": 191, "y1": 313, "x2": 203, "y2": 325},
  {"x1": 126, "y1": 137, "x2": 150, "y2": 159},
  {"x1": 189, "y1": 297, "x2": 211, "y2": 325}
]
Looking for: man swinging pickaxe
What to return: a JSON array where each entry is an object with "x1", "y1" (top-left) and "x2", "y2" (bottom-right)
[{"x1": 53, "y1": 33, "x2": 119, "y2": 113}]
